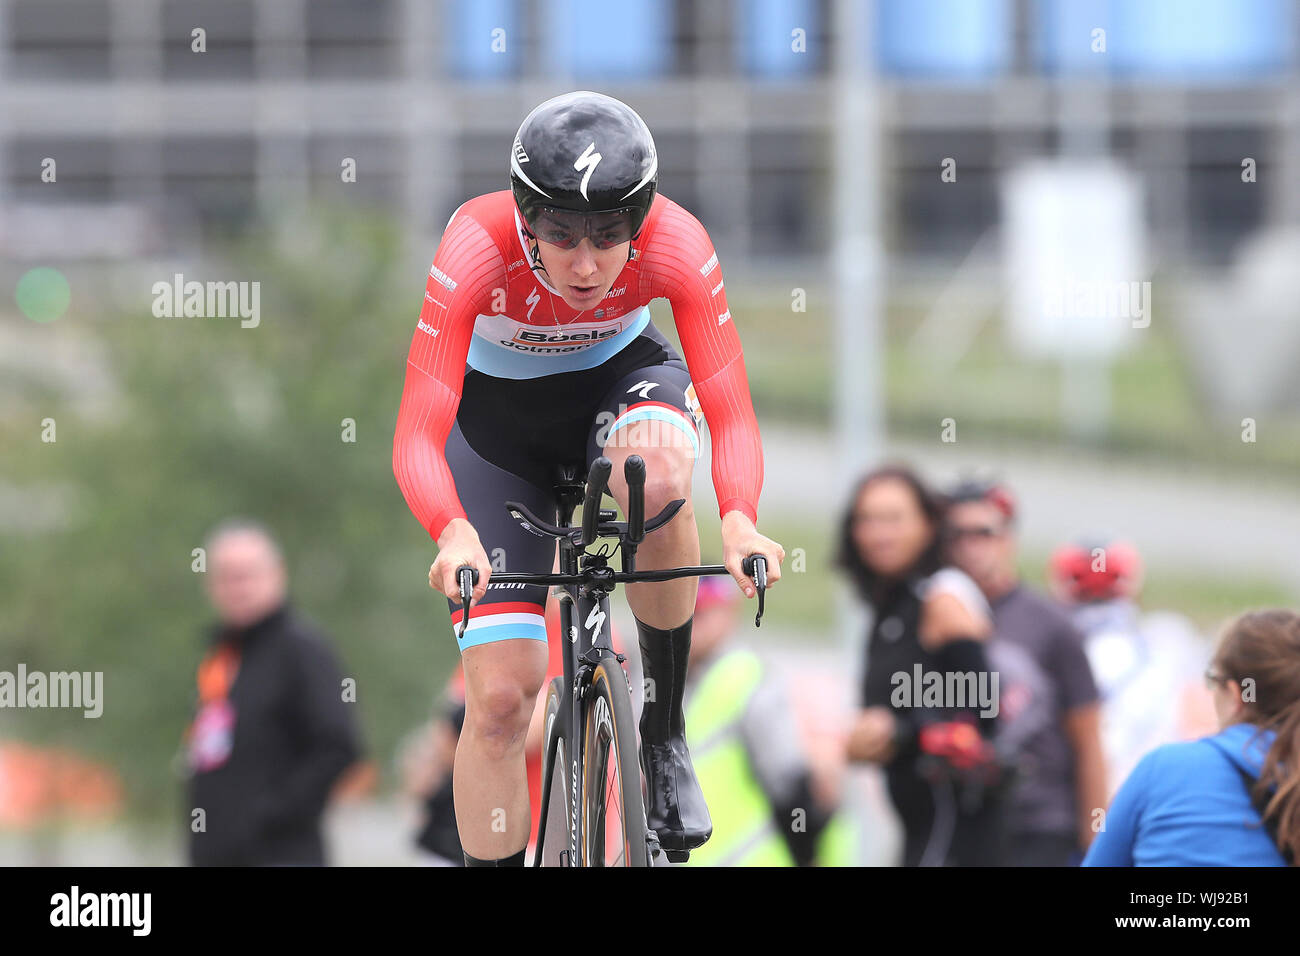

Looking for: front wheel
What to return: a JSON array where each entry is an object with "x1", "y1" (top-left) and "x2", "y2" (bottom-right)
[
  {"x1": 581, "y1": 656, "x2": 652, "y2": 867},
  {"x1": 535, "y1": 677, "x2": 576, "y2": 866}
]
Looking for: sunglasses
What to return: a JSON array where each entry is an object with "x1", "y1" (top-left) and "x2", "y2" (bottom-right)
[
  {"x1": 946, "y1": 525, "x2": 1004, "y2": 541},
  {"x1": 527, "y1": 206, "x2": 638, "y2": 250}
]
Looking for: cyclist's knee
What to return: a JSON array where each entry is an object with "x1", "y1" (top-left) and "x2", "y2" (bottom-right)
[
  {"x1": 606, "y1": 420, "x2": 697, "y2": 482},
  {"x1": 464, "y1": 677, "x2": 534, "y2": 756},
  {"x1": 460, "y1": 642, "x2": 546, "y2": 757},
  {"x1": 637, "y1": 450, "x2": 693, "y2": 513}
]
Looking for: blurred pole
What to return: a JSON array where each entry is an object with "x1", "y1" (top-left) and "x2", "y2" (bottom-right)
[
  {"x1": 696, "y1": 84, "x2": 751, "y2": 264},
  {"x1": 401, "y1": 0, "x2": 451, "y2": 248},
  {"x1": 832, "y1": 0, "x2": 884, "y2": 482},
  {"x1": 1057, "y1": 35, "x2": 1111, "y2": 441},
  {"x1": 541, "y1": 0, "x2": 575, "y2": 85},
  {"x1": 110, "y1": 0, "x2": 162, "y2": 208},
  {"x1": 832, "y1": 0, "x2": 884, "y2": 866},
  {"x1": 254, "y1": 0, "x2": 309, "y2": 215},
  {"x1": 694, "y1": 0, "x2": 750, "y2": 260},
  {"x1": 1283, "y1": 66, "x2": 1300, "y2": 227},
  {"x1": 0, "y1": 0, "x2": 9, "y2": 204}
]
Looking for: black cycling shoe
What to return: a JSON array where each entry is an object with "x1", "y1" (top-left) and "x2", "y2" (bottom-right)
[
  {"x1": 635, "y1": 616, "x2": 711, "y2": 852},
  {"x1": 640, "y1": 737, "x2": 712, "y2": 851}
]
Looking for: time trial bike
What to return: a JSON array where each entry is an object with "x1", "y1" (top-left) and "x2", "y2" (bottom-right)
[{"x1": 455, "y1": 454, "x2": 768, "y2": 866}]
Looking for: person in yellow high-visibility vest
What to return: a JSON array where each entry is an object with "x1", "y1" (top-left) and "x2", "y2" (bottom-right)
[{"x1": 679, "y1": 577, "x2": 853, "y2": 866}]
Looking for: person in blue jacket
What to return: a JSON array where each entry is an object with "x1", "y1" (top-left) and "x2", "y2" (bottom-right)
[{"x1": 1083, "y1": 608, "x2": 1299, "y2": 867}]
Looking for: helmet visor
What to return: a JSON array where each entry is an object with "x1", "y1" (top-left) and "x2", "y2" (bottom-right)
[{"x1": 526, "y1": 206, "x2": 639, "y2": 250}]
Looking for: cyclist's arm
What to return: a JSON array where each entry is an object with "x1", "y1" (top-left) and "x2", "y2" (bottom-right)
[
  {"x1": 639, "y1": 201, "x2": 763, "y2": 525},
  {"x1": 393, "y1": 210, "x2": 505, "y2": 542}
]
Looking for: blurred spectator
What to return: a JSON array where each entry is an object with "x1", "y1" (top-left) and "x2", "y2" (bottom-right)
[
  {"x1": 1083, "y1": 609, "x2": 1299, "y2": 866},
  {"x1": 680, "y1": 576, "x2": 846, "y2": 867},
  {"x1": 1049, "y1": 537, "x2": 1214, "y2": 789},
  {"x1": 836, "y1": 465, "x2": 1006, "y2": 867},
  {"x1": 402, "y1": 674, "x2": 465, "y2": 867},
  {"x1": 945, "y1": 480, "x2": 1105, "y2": 866},
  {"x1": 185, "y1": 519, "x2": 363, "y2": 866}
]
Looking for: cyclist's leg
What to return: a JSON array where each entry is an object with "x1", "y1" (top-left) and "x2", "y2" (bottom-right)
[
  {"x1": 587, "y1": 361, "x2": 712, "y2": 850},
  {"x1": 591, "y1": 362, "x2": 703, "y2": 628},
  {"x1": 444, "y1": 419, "x2": 555, "y2": 864}
]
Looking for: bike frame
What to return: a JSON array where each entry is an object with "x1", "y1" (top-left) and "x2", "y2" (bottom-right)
[
  {"x1": 539, "y1": 481, "x2": 608, "y2": 866},
  {"x1": 454, "y1": 456, "x2": 765, "y2": 866}
]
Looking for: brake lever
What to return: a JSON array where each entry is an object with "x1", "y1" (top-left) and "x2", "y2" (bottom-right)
[
  {"x1": 455, "y1": 565, "x2": 479, "y2": 642},
  {"x1": 741, "y1": 554, "x2": 767, "y2": 627}
]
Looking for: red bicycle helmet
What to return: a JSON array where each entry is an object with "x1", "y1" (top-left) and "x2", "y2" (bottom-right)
[{"x1": 1049, "y1": 538, "x2": 1143, "y2": 603}]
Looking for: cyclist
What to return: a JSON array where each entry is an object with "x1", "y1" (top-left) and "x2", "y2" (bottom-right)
[{"x1": 392, "y1": 91, "x2": 784, "y2": 866}]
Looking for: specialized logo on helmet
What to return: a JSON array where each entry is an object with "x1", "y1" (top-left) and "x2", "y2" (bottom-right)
[{"x1": 574, "y1": 142, "x2": 602, "y2": 201}]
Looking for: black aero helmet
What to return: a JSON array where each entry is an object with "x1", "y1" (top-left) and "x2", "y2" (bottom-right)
[{"x1": 510, "y1": 91, "x2": 658, "y2": 243}]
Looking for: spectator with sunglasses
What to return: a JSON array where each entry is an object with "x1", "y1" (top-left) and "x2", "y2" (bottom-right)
[{"x1": 945, "y1": 480, "x2": 1107, "y2": 866}]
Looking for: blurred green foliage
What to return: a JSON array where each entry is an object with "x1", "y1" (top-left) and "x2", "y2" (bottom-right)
[{"x1": 1, "y1": 207, "x2": 460, "y2": 820}]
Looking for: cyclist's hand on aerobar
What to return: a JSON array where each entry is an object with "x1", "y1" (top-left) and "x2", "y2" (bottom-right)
[
  {"x1": 721, "y1": 510, "x2": 784, "y2": 598},
  {"x1": 431, "y1": 518, "x2": 491, "y2": 607}
]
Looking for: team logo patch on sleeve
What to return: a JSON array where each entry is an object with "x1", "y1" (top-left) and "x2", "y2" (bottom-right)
[{"x1": 684, "y1": 383, "x2": 703, "y2": 428}]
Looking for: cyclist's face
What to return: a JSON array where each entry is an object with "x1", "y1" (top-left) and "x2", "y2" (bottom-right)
[
  {"x1": 851, "y1": 478, "x2": 935, "y2": 578},
  {"x1": 533, "y1": 235, "x2": 629, "y2": 311},
  {"x1": 946, "y1": 501, "x2": 1015, "y2": 588},
  {"x1": 206, "y1": 531, "x2": 287, "y2": 628}
]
